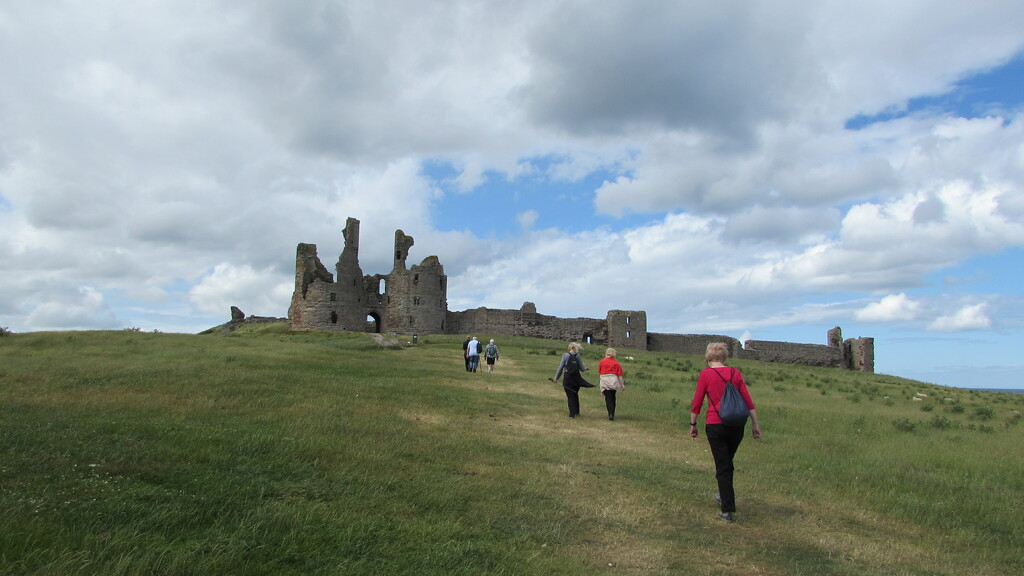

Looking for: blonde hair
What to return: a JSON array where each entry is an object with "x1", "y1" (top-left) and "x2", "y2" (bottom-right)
[
  {"x1": 605, "y1": 348, "x2": 617, "y2": 358},
  {"x1": 705, "y1": 342, "x2": 729, "y2": 364},
  {"x1": 568, "y1": 342, "x2": 580, "y2": 353}
]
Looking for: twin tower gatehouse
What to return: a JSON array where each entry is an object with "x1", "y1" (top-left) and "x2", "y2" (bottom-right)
[{"x1": 288, "y1": 218, "x2": 447, "y2": 335}]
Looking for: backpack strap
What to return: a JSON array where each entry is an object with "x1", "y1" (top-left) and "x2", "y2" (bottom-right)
[
  {"x1": 707, "y1": 367, "x2": 735, "y2": 416},
  {"x1": 712, "y1": 367, "x2": 734, "y2": 385}
]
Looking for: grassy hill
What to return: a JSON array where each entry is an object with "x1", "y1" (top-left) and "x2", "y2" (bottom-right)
[{"x1": 1, "y1": 326, "x2": 1021, "y2": 575}]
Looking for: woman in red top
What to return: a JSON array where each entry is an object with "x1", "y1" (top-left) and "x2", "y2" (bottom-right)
[
  {"x1": 598, "y1": 348, "x2": 626, "y2": 421},
  {"x1": 690, "y1": 342, "x2": 761, "y2": 522}
]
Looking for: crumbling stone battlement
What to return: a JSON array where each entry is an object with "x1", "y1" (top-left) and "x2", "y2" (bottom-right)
[{"x1": 288, "y1": 218, "x2": 874, "y2": 372}]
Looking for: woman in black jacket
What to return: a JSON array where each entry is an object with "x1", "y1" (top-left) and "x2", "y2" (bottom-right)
[{"x1": 551, "y1": 342, "x2": 594, "y2": 418}]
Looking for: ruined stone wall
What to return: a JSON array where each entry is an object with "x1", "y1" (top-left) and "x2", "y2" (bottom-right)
[
  {"x1": 606, "y1": 310, "x2": 647, "y2": 351},
  {"x1": 288, "y1": 243, "x2": 339, "y2": 330},
  {"x1": 446, "y1": 303, "x2": 607, "y2": 344},
  {"x1": 647, "y1": 333, "x2": 743, "y2": 358},
  {"x1": 741, "y1": 340, "x2": 843, "y2": 368}
]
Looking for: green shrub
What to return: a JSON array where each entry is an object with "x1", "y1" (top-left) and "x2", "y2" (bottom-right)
[
  {"x1": 1006, "y1": 412, "x2": 1022, "y2": 428},
  {"x1": 975, "y1": 406, "x2": 995, "y2": 420},
  {"x1": 892, "y1": 418, "x2": 917, "y2": 432}
]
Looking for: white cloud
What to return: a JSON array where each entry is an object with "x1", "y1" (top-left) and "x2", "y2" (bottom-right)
[
  {"x1": 24, "y1": 286, "x2": 119, "y2": 331},
  {"x1": 189, "y1": 264, "x2": 292, "y2": 319},
  {"x1": 856, "y1": 293, "x2": 922, "y2": 322},
  {"x1": 927, "y1": 303, "x2": 992, "y2": 332},
  {"x1": 516, "y1": 210, "x2": 539, "y2": 231}
]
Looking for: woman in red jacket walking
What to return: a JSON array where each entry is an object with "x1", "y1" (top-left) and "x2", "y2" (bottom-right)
[
  {"x1": 598, "y1": 347, "x2": 626, "y2": 421},
  {"x1": 690, "y1": 342, "x2": 761, "y2": 522}
]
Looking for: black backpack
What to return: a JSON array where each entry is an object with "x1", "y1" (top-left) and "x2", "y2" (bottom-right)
[{"x1": 565, "y1": 353, "x2": 580, "y2": 375}]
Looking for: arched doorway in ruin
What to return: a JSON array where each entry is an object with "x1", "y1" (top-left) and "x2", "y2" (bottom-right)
[{"x1": 365, "y1": 312, "x2": 381, "y2": 333}]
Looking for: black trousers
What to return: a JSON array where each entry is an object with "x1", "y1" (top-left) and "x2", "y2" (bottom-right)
[
  {"x1": 706, "y1": 423, "x2": 745, "y2": 513},
  {"x1": 602, "y1": 390, "x2": 617, "y2": 416},
  {"x1": 563, "y1": 384, "x2": 580, "y2": 416}
]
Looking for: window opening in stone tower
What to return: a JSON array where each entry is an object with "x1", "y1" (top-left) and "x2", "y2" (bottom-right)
[
  {"x1": 626, "y1": 316, "x2": 630, "y2": 324},
  {"x1": 330, "y1": 311, "x2": 338, "y2": 324},
  {"x1": 379, "y1": 279, "x2": 386, "y2": 293},
  {"x1": 626, "y1": 331, "x2": 631, "y2": 338},
  {"x1": 414, "y1": 273, "x2": 419, "y2": 285}
]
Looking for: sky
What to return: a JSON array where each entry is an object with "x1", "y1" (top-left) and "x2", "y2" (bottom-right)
[{"x1": 1, "y1": 1, "x2": 1022, "y2": 390}]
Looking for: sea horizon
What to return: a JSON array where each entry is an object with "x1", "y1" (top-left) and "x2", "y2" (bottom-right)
[{"x1": 957, "y1": 388, "x2": 1024, "y2": 395}]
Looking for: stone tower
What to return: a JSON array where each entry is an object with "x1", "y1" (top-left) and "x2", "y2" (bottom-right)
[
  {"x1": 382, "y1": 230, "x2": 448, "y2": 334},
  {"x1": 827, "y1": 326, "x2": 843, "y2": 348},
  {"x1": 606, "y1": 310, "x2": 647, "y2": 351},
  {"x1": 845, "y1": 337, "x2": 875, "y2": 372},
  {"x1": 287, "y1": 242, "x2": 337, "y2": 329}
]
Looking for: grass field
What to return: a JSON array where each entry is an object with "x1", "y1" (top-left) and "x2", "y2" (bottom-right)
[{"x1": 1, "y1": 326, "x2": 1021, "y2": 575}]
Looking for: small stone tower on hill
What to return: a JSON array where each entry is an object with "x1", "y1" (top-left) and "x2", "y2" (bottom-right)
[{"x1": 606, "y1": 310, "x2": 647, "y2": 351}]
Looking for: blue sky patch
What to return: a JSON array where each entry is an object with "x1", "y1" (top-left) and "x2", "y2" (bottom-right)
[
  {"x1": 424, "y1": 157, "x2": 649, "y2": 237},
  {"x1": 922, "y1": 246, "x2": 1024, "y2": 297},
  {"x1": 845, "y1": 53, "x2": 1024, "y2": 130}
]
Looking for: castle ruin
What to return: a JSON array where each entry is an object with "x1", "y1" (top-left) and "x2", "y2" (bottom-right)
[
  {"x1": 288, "y1": 218, "x2": 448, "y2": 335},
  {"x1": 288, "y1": 218, "x2": 874, "y2": 372}
]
